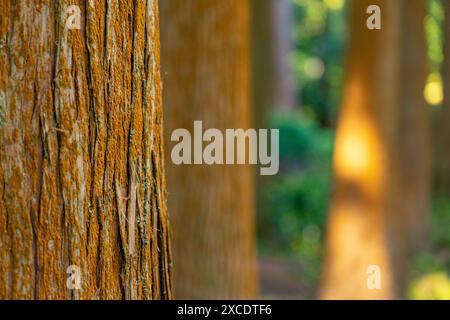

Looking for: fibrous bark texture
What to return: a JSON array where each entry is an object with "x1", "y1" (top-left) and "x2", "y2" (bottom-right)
[
  {"x1": 160, "y1": 0, "x2": 258, "y2": 299},
  {"x1": 0, "y1": 0, "x2": 172, "y2": 299},
  {"x1": 320, "y1": 0, "x2": 430, "y2": 299}
]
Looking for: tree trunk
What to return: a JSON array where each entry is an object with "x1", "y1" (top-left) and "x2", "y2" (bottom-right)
[
  {"x1": 251, "y1": 0, "x2": 272, "y2": 128},
  {"x1": 0, "y1": 0, "x2": 172, "y2": 300},
  {"x1": 268, "y1": 0, "x2": 297, "y2": 110},
  {"x1": 160, "y1": 0, "x2": 258, "y2": 299},
  {"x1": 394, "y1": 0, "x2": 430, "y2": 269},
  {"x1": 321, "y1": 0, "x2": 399, "y2": 299},
  {"x1": 252, "y1": 0, "x2": 297, "y2": 118},
  {"x1": 320, "y1": 0, "x2": 429, "y2": 299},
  {"x1": 436, "y1": 0, "x2": 450, "y2": 194}
]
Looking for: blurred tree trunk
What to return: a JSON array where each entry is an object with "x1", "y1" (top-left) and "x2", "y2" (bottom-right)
[
  {"x1": 394, "y1": 0, "x2": 430, "y2": 266},
  {"x1": 160, "y1": 0, "x2": 258, "y2": 299},
  {"x1": 252, "y1": 0, "x2": 272, "y2": 128},
  {"x1": 321, "y1": 0, "x2": 429, "y2": 299},
  {"x1": 252, "y1": 0, "x2": 297, "y2": 121},
  {"x1": 0, "y1": 0, "x2": 172, "y2": 299},
  {"x1": 436, "y1": 1, "x2": 450, "y2": 194},
  {"x1": 269, "y1": 0, "x2": 297, "y2": 110},
  {"x1": 251, "y1": 0, "x2": 298, "y2": 239}
]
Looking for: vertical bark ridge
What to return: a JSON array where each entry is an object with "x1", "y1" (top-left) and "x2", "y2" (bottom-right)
[{"x1": 0, "y1": 0, "x2": 172, "y2": 300}]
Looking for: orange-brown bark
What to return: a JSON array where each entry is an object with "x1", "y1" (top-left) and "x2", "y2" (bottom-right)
[
  {"x1": 160, "y1": 0, "x2": 258, "y2": 299},
  {"x1": 320, "y1": 0, "x2": 429, "y2": 299},
  {"x1": 0, "y1": 0, "x2": 172, "y2": 299}
]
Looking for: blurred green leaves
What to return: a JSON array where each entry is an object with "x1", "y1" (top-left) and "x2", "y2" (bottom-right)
[
  {"x1": 408, "y1": 197, "x2": 450, "y2": 299},
  {"x1": 259, "y1": 110, "x2": 334, "y2": 283},
  {"x1": 290, "y1": 0, "x2": 347, "y2": 126},
  {"x1": 259, "y1": 0, "x2": 450, "y2": 295},
  {"x1": 426, "y1": 0, "x2": 444, "y2": 73}
]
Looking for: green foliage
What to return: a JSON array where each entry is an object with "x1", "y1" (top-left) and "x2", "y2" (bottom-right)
[
  {"x1": 290, "y1": 0, "x2": 347, "y2": 126},
  {"x1": 426, "y1": 0, "x2": 444, "y2": 73},
  {"x1": 258, "y1": 0, "x2": 346, "y2": 286},
  {"x1": 259, "y1": 110, "x2": 334, "y2": 283},
  {"x1": 408, "y1": 2, "x2": 450, "y2": 299},
  {"x1": 408, "y1": 197, "x2": 450, "y2": 299},
  {"x1": 259, "y1": 0, "x2": 449, "y2": 295},
  {"x1": 409, "y1": 272, "x2": 450, "y2": 300},
  {"x1": 271, "y1": 111, "x2": 333, "y2": 163},
  {"x1": 430, "y1": 197, "x2": 450, "y2": 248}
]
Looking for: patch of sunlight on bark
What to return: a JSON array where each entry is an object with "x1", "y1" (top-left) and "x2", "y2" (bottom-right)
[{"x1": 333, "y1": 118, "x2": 384, "y2": 194}]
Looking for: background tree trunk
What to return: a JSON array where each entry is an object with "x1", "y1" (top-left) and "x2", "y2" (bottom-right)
[
  {"x1": 0, "y1": 0, "x2": 172, "y2": 299},
  {"x1": 320, "y1": 0, "x2": 413, "y2": 299},
  {"x1": 436, "y1": 0, "x2": 450, "y2": 194},
  {"x1": 160, "y1": 0, "x2": 258, "y2": 299},
  {"x1": 393, "y1": 0, "x2": 430, "y2": 280},
  {"x1": 252, "y1": 0, "x2": 297, "y2": 119},
  {"x1": 250, "y1": 0, "x2": 298, "y2": 250},
  {"x1": 267, "y1": 0, "x2": 297, "y2": 111},
  {"x1": 251, "y1": 0, "x2": 272, "y2": 129},
  {"x1": 321, "y1": 0, "x2": 430, "y2": 299}
]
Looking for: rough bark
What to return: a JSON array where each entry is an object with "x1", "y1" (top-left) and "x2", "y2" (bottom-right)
[
  {"x1": 321, "y1": 0, "x2": 400, "y2": 299},
  {"x1": 0, "y1": 0, "x2": 172, "y2": 299},
  {"x1": 160, "y1": 0, "x2": 258, "y2": 299}
]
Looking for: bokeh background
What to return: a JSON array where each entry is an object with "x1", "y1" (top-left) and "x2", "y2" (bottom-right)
[
  {"x1": 159, "y1": 0, "x2": 450, "y2": 300},
  {"x1": 256, "y1": 0, "x2": 450, "y2": 299}
]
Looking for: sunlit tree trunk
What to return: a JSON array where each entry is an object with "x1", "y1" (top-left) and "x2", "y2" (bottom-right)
[
  {"x1": 321, "y1": 0, "x2": 430, "y2": 300},
  {"x1": 436, "y1": 0, "x2": 450, "y2": 194},
  {"x1": 0, "y1": 0, "x2": 172, "y2": 299},
  {"x1": 320, "y1": 0, "x2": 428, "y2": 299},
  {"x1": 160, "y1": 0, "x2": 258, "y2": 299}
]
